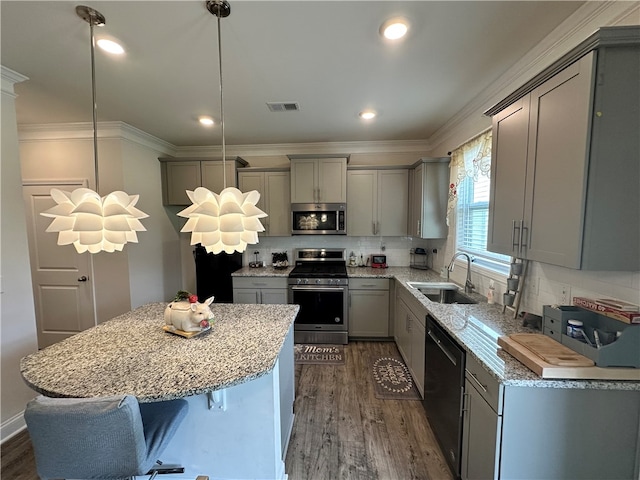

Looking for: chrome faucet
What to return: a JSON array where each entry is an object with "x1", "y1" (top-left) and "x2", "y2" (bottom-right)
[{"x1": 447, "y1": 252, "x2": 475, "y2": 294}]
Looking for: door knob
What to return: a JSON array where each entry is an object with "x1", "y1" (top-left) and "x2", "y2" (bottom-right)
[{"x1": 78, "y1": 276, "x2": 88, "y2": 282}]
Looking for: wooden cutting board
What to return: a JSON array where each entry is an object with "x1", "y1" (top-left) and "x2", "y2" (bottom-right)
[
  {"x1": 499, "y1": 333, "x2": 640, "y2": 380},
  {"x1": 509, "y1": 333, "x2": 594, "y2": 366}
]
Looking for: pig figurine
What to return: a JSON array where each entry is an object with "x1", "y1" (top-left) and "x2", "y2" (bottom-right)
[{"x1": 164, "y1": 296, "x2": 214, "y2": 332}]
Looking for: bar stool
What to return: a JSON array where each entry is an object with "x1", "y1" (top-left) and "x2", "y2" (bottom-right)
[{"x1": 24, "y1": 394, "x2": 189, "y2": 479}]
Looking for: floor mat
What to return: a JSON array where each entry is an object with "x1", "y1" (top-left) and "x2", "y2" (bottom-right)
[
  {"x1": 294, "y1": 344, "x2": 345, "y2": 365},
  {"x1": 371, "y1": 355, "x2": 421, "y2": 400}
]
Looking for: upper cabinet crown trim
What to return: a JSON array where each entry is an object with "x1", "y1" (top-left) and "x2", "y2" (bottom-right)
[
  {"x1": 484, "y1": 26, "x2": 640, "y2": 117},
  {"x1": 158, "y1": 156, "x2": 248, "y2": 167},
  {"x1": 287, "y1": 154, "x2": 350, "y2": 163}
]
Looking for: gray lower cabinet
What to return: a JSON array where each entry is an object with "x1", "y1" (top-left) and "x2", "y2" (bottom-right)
[
  {"x1": 394, "y1": 284, "x2": 426, "y2": 397},
  {"x1": 461, "y1": 356, "x2": 502, "y2": 480},
  {"x1": 232, "y1": 277, "x2": 288, "y2": 304},
  {"x1": 462, "y1": 355, "x2": 640, "y2": 479},
  {"x1": 348, "y1": 278, "x2": 390, "y2": 338}
]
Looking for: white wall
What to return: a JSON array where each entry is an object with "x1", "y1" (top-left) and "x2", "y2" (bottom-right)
[
  {"x1": 1, "y1": 67, "x2": 39, "y2": 442},
  {"x1": 121, "y1": 136, "x2": 182, "y2": 307}
]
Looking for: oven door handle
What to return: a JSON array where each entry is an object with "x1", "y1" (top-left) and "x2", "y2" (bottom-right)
[{"x1": 290, "y1": 286, "x2": 346, "y2": 293}]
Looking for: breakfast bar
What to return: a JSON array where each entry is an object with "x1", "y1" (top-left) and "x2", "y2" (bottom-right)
[{"x1": 20, "y1": 302, "x2": 300, "y2": 479}]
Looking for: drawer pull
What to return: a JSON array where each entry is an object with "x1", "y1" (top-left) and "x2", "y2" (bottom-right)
[{"x1": 466, "y1": 370, "x2": 488, "y2": 393}]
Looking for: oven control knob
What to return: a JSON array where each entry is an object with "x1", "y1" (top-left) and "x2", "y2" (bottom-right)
[
  {"x1": 303, "y1": 279, "x2": 309, "y2": 285},
  {"x1": 315, "y1": 279, "x2": 321, "y2": 285}
]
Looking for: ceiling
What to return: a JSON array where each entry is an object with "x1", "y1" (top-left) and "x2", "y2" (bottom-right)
[{"x1": 1, "y1": 1, "x2": 585, "y2": 147}]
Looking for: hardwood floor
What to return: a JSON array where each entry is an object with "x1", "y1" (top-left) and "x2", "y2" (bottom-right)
[
  {"x1": 285, "y1": 341, "x2": 452, "y2": 480},
  {"x1": 1, "y1": 428, "x2": 37, "y2": 480},
  {"x1": 1, "y1": 341, "x2": 452, "y2": 480}
]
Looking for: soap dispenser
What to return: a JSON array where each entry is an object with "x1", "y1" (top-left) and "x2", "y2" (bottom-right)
[{"x1": 487, "y1": 280, "x2": 496, "y2": 304}]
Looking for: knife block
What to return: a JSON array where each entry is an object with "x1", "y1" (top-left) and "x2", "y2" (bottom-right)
[{"x1": 543, "y1": 305, "x2": 639, "y2": 368}]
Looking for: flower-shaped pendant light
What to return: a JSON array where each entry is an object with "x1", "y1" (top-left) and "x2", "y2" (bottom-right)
[
  {"x1": 41, "y1": 5, "x2": 148, "y2": 254},
  {"x1": 178, "y1": 0, "x2": 266, "y2": 254}
]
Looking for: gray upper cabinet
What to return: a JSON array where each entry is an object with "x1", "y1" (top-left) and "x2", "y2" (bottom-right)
[
  {"x1": 409, "y1": 158, "x2": 450, "y2": 239},
  {"x1": 238, "y1": 169, "x2": 291, "y2": 237},
  {"x1": 159, "y1": 157, "x2": 247, "y2": 206},
  {"x1": 289, "y1": 157, "x2": 347, "y2": 204},
  {"x1": 486, "y1": 27, "x2": 640, "y2": 270},
  {"x1": 347, "y1": 168, "x2": 408, "y2": 236}
]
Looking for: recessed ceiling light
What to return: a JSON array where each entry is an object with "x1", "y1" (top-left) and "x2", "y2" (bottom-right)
[
  {"x1": 359, "y1": 110, "x2": 376, "y2": 120},
  {"x1": 199, "y1": 116, "x2": 214, "y2": 126},
  {"x1": 97, "y1": 38, "x2": 124, "y2": 55},
  {"x1": 380, "y1": 17, "x2": 409, "y2": 40}
]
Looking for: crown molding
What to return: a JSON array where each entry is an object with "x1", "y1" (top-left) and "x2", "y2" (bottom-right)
[
  {"x1": 173, "y1": 139, "x2": 432, "y2": 158},
  {"x1": 1, "y1": 66, "x2": 29, "y2": 97},
  {"x1": 17, "y1": 121, "x2": 176, "y2": 155},
  {"x1": 427, "y1": 1, "x2": 639, "y2": 150}
]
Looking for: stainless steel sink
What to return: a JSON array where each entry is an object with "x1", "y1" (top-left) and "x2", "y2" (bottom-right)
[{"x1": 406, "y1": 281, "x2": 477, "y2": 304}]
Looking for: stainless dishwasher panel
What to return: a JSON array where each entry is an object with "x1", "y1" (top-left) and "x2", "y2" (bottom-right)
[{"x1": 423, "y1": 315, "x2": 466, "y2": 478}]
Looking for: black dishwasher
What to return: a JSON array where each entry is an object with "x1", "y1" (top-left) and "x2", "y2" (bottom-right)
[{"x1": 423, "y1": 315, "x2": 466, "y2": 478}]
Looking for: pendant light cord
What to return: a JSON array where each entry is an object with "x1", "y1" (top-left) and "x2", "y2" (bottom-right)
[
  {"x1": 89, "y1": 13, "x2": 100, "y2": 194},
  {"x1": 217, "y1": 13, "x2": 227, "y2": 189}
]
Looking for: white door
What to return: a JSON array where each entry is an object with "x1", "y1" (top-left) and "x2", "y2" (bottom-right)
[{"x1": 23, "y1": 184, "x2": 95, "y2": 348}]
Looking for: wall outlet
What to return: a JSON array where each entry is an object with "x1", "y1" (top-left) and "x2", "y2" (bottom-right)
[{"x1": 554, "y1": 283, "x2": 571, "y2": 305}]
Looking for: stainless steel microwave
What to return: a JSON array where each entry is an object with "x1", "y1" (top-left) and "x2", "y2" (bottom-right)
[{"x1": 291, "y1": 203, "x2": 346, "y2": 235}]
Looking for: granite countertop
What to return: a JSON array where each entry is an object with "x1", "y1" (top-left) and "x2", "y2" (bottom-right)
[
  {"x1": 384, "y1": 268, "x2": 638, "y2": 391},
  {"x1": 235, "y1": 265, "x2": 639, "y2": 391},
  {"x1": 232, "y1": 265, "x2": 293, "y2": 277},
  {"x1": 20, "y1": 302, "x2": 300, "y2": 402}
]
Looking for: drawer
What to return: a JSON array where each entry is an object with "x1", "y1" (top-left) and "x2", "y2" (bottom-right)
[
  {"x1": 465, "y1": 355, "x2": 502, "y2": 414},
  {"x1": 543, "y1": 321, "x2": 562, "y2": 341},
  {"x1": 232, "y1": 277, "x2": 287, "y2": 289},
  {"x1": 350, "y1": 278, "x2": 389, "y2": 290}
]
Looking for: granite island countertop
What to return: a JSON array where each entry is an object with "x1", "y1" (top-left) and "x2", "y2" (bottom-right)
[
  {"x1": 20, "y1": 302, "x2": 300, "y2": 402},
  {"x1": 234, "y1": 265, "x2": 640, "y2": 390}
]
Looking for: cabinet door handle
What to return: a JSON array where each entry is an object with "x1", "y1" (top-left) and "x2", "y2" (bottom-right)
[
  {"x1": 372, "y1": 222, "x2": 376, "y2": 235},
  {"x1": 512, "y1": 220, "x2": 520, "y2": 251},
  {"x1": 78, "y1": 275, "x2": 88, "y2": 282},
  {"x1": 417, "y1": 220, "x2": 421, "y2": 236},
  {"x1": 520, "y1": 223, "x2": 529, "y2": 253},
  {"x1": 461, "y1": 391, "x2": 469, "y2": 416},
  {"x1": 467, "y1": 370, "x2": 488, "y2": 393}
]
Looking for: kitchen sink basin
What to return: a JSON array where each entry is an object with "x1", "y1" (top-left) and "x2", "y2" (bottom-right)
[{"x1": 406, "y1": 281, "x2": 477, "y2": 304}]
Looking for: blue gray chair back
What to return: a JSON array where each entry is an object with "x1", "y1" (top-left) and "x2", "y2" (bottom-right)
[{"x1": 24, "y1": 394, "x2": 188, "y2": 480}]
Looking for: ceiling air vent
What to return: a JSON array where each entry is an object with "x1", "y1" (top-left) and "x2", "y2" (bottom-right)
[{"x1": 267, "y1": 102, "x2": 300, "y2": 112}]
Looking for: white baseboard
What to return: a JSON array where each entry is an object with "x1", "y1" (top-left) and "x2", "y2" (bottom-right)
[{"x1": 1, "y1": 410, "x2": 26, "y2": 444}]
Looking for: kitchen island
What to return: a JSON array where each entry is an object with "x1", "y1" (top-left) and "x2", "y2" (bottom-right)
[{"x1": 20, "y1": 302, "x2": 300, "y2": 479}]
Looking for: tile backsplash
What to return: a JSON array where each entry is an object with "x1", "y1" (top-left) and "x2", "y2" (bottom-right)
[
  {"x1": 428, "y1": 238, "x2": 640, "y2": 316},
  {"x1": 189, "y1": 234, "x2": 640, "y2": 317},
  {"x1": 242, "y1": 235, "x2": 416, "y2": 267}
]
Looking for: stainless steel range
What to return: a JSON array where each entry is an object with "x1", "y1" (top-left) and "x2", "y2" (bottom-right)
[{"x1": 288, "y1": 248, "x2": 348, "y2": 344}]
